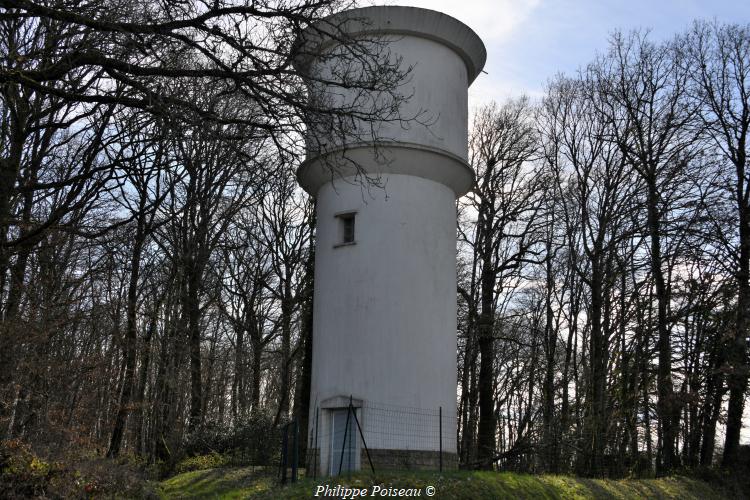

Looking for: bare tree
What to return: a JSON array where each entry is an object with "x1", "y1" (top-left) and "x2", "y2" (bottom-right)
[
  {"x1": 540, "y1": 73, "x2": 640, "y2": 475},
  {"x1": 461, "y1": 98, "x2": 546, "y2": 469},
  {"x1": 105, "y1": 111, "x2": 174, "y2": 457},
  {"x1": 592, "y1": 31, "x2": 702, "y2": 472},
  {"x1": 686, "y1": 21, "x2": 750, "y2": 467}
]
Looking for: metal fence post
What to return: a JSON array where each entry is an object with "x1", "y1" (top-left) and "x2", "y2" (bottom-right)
[
  {"x1": 338, "y1": 402, "x2": 352, "y2": 475},
  {"x1": 439, "y1": 406, "x2": 443, "y2": 473},
  {"x1": 279, "y1": 423, "x2": 289, "y2": 484},
  {"x1": 314, "y1": 407, "x2": 320, "y2": 479},
  {"x1": 292, "y1": 418, "x2": 299, "y2": 483},
  {"x1": 350, "y1": 399, "x2": 375, "y2": 474}
]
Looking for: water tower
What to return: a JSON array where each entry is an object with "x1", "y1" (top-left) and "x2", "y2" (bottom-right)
[{"x1": 295, "y1": 6, "x2": 485, "y2": 475}]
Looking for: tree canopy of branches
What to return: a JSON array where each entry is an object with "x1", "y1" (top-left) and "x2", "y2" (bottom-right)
[{"x1": 457, "y1": 22, "x2": 750, "y2": 478}]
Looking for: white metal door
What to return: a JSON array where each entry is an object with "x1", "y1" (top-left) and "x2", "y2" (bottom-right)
[{"x1": 330, "y1": 409, "x2": 358, "y2": 475}]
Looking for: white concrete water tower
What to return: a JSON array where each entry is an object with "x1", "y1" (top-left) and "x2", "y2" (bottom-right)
[{"x1": 295, "y1": 6, "x2": 485, "y2": 475}]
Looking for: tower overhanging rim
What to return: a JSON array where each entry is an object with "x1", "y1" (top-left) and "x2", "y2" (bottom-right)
[{"x1": 293, "y1": 5, "x2": 487, "y2": 84}]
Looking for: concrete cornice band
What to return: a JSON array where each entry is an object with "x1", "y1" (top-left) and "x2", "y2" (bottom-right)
[
  {"x1": 298, "y1": 143, "x2": 475, "y2": 198},
  {"x1": 294, "y1": 6, "x2": 486, "y2": 84}
]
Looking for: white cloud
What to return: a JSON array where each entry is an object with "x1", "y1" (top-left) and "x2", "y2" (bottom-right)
[
  {"x1": 367, "y1": 0, "x2": 543, "y2": 106},
  {"x1": 372, "y1": 0, "x2": 541, "y2": 43}
]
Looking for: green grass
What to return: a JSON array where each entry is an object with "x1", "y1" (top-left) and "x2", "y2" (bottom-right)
[
  {"x1": 158, "y1": 467, "x2": 275, "y2": 499},
  {"x1": 158, "y1": 468, "x2": 736, "y2": 499}
]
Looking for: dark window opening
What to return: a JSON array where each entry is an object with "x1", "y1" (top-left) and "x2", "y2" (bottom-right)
[
  {"x1": 335, "y1": 211, "x2": 356, "y2": 246},
  {"x1": 342, "y1": 215, "x2": 355, "y2": 243}
]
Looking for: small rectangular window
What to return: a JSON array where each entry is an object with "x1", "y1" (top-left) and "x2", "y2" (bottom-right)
[
  {"x1": 335, "y1": 211, "x2": 356, "y2": 247},
  {"x1": 342, "y1": 215, "x2": 355, "y2": 243}
]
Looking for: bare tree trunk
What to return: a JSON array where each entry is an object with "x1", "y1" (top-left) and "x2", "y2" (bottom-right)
[
  {"x1": 187, "y1": 263, "x2": 203, "y2": 432},
  {"x1": 459, "y1": 248, "x2": 480, "y2": 466},
  {"x1": 293, "y1": 212, "x2": 315, "y2": 466},
  {"x1": 460, "y1": 329, "x2": 478, "y2": 465},
  {"x1": 724, "y1": 191, "x2": 750, "y2": 466},
  {"x1": 701, "y1": 337, "x2": 725, "y2": 466},
  {"x1": 134, "y1": 299, "x2": 159, "y2": 456},
  {"x1": 476, "y1": 232, "x2": 496, "y2": 469},
  {"x1": 646, "y1": 180, "x2": 676, "y2": 474},
  {"x1": 585, "y1": 265, "x2": 606, "y2": 476},
  {"x1": 0, "y1": 85, "x2": 29, "y2": 387},
  {"x1": 231, "y1": 323, "x2": 244, "y2": 424},
  {"x1": 542, "y1": 236, "x2": 558, "y2": 472},
  {"x1": 107, "y1": 217, "x2": 146, "y2": 457},
  {"x1": 274, "y1": 280, "x2": 293, "y2": 426},
  {"x1": 560, "y1": 281, "x2": 578, "y2": 470},
  {"x1": 250, "y1": 334, "x2": 262, "y2": 411}
]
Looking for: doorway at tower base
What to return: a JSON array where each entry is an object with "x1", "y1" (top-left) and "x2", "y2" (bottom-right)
[{"x1": 306, "y1": 397, "x2": 458, "y2": 476}]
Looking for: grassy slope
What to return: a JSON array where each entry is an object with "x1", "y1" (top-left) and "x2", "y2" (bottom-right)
[{"x1": 158, "y1": 468, "x2": 735, "y2": 499}]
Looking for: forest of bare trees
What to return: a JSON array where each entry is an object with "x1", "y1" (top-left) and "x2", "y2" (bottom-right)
[
  {"x1": 458, "y1": 23, "x2": 750, "y2": 476},
  {"x1": 0, "y1": 0, "x2": 406, "y2": 481},
  {"x1": 1, "y1": 0, "x2": 749, "y2": 488}
]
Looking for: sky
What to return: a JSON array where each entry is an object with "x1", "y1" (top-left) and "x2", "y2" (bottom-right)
[{"x1": 375, "y1": 0, "x2": 750, "y2": 107}]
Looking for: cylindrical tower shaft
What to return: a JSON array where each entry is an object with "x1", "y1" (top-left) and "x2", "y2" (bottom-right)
[{"x1": 295, "y1": 6, "x2": 485, "y2": 475}]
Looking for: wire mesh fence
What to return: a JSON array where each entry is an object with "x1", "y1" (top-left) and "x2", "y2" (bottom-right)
[
  {"x1": 277, "y1": 419, "x2": 300, "y2": 484},
  {"x1": 180, "y1": 413, "x2": 285, "y2": 473},
  {"x1": 301, "y1": 397, "x2": 457, "y2": 478}
]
